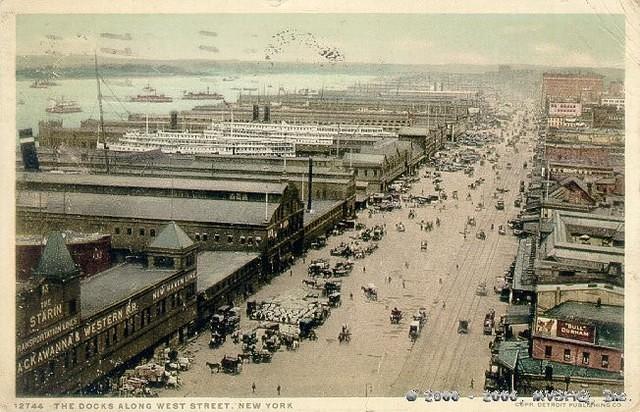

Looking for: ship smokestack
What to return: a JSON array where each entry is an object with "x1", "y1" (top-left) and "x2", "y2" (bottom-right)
[
  {"x1": 307, "y1": 157, "x2": 313, "y2": 211},
  {"x1": 19, "y1": 128, "x2": 40, "y2": 172},
  {"x1": 263, "y1": 105, "x2": 271, "y2": 123},
  {"x1": 170, "y1": 111, "x2": 178, "y2": 130},
  {"x1": 252, "y1": 105, "x2": 260, "y2": 122}
]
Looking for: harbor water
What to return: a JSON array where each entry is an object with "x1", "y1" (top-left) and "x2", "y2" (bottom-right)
[{"x1": 17, "y1": 73, "x2": 376, "y2": 137}]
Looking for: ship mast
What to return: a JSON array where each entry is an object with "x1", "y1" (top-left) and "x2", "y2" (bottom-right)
[{"x1": 94, "y1": 52, "x2": 110, "y2": 174}]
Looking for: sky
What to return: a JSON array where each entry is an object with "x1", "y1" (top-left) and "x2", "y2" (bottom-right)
[{"x1": 16, "y1": 14, "x2": 626, "y2": 68}]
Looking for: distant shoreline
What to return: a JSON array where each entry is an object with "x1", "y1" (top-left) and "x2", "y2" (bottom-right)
[{"x1": 15, "y1": 54, "x2": 625, "y2": 81}]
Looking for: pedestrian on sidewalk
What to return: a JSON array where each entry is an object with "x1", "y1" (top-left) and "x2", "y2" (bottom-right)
[
  {"x1": 389, "y1": 276, "x2": 392, "y2": 284},
  {"x1": 363, "y1": 266, "x2": 366, "y2": 273},
  {"x1": 402, "y1": 280, "x2": 406, "y2": 288},
  {"x1": 252, "y1": 382, "x2": 256, "y2": 393},
  {"x1": 456, "y1": 264, "x2": 459, "y2": 270},
  {"x1": 277, "y1": 385, "x2": 281, "y2": 395},
  {"x1": 290, "y1": 270, "x2": 293, "y2": 277},
  {"x1": 442, "y1": 302, "x2": 446, "y2": 309},
  {"x1": 470, "y1": 379, "x2": 474, "y2": 389}
]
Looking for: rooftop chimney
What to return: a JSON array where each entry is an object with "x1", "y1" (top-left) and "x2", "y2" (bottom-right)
[{"x1": 19, "y1": 128, "x2": 40, "y2": 172}]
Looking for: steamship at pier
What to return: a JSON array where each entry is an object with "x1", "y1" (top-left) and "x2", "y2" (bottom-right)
[{"x1": 104, "y1": 109, "x2": 395, "y2": 157}]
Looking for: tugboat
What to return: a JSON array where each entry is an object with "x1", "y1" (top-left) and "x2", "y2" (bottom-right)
[
  {"x1": 182, "y1": 87, "x2": 224, "y2": 100},
  {"x1": 129, "y1": 84, "x2": 173, "y2": 103},
  {"x1": 45, "y1": 97, "x2": 82, "y2": 113}
]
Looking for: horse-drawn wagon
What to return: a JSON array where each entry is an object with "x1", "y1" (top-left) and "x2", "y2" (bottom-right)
[
  {"x1": 409, "y1": 321, "x2": 421, "y2": 341},
  {"x1": 361, "y1": 283, "x2": 378, "y2": 301},
  {"x1": 390, "y1": 307, "x2": 403, "y2": 324}
]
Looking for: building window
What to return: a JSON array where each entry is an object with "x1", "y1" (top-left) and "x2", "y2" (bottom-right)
[
  {"x1": 240, "y1": 236, "x2": 246, "y2": 244},
  {"x1": 139, "y1": 228, "x2": 145, "y2": 236},
  {"x1": 202, "y1": 233, "x2": 208, "y2": 241},
  {"x1": 68, "y1": 299, "x2": 78, "y2": 315},
  {"x1": 256, "y1": 236, "x2": 262, "y2": 244},
  {"x1": 124, "y1": 318, "x2": 134, "y2": 337},
  {"x1": 156, "y1": 300, "x2": 166, "y2": 317},
  {"x1": 115, "y1": 227, "x2": 121, "y2": 235},
  {"x1": 85, "y1": 337, "x2": 98, "y2": 360},
  {"x1": 110, "y1": 326, "x2": 118, "y2": 346},
  {"x1": 248, "y1": 237, "x2": 253, "y2": 245},
  {"x1": 544, "y1": 346, "x2": 552, "y2": 358},
  {"x1": 126, "y1": 227, "x2": 132, "y2": 235},
  {"x1": 227, "y1": 235, "x2": 233, "y2": 243},
  {"x1": 214, "y1": 233, "x2": 220, "y2": 242},
  {"x1": 563, "y1": 349, "x2": 571, "y2": 362},
  {"x1": 186, "y1": 283, "x2": 196, "y2": 299},
  {"x1": 582, "y1": 352, "x2": 590, "y2": 365},
  {"x1": 140, "y1": 308, "x2": 151, "y2": 328},
  {"x1": 195, "y1": 233, "x2": 200, "y2": 241},
  {"x1": 64, "y1": 347, "x2": 78, "y2": 369},
  {"x1": 150, "y1": 229, "x2": 156, "y2": 237},
  {"x1": 155, "y1": 255, "x2": 175, "y2": 269},
  {"x1": 601, "y1": 355, "x2": 609, "y2": 368}
]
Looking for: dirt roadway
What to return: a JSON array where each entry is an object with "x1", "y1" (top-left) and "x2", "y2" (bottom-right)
[{"x1": 160, "y1": 121, "x2": 535, "y2": 398}]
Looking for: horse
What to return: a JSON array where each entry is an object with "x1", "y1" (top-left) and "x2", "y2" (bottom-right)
[
  {"x1": 238, "y1": 353, "x2": 252, "y2": 364},
  {"x1": 206, "y1": 362, "x2": 220, "y2": 373}
]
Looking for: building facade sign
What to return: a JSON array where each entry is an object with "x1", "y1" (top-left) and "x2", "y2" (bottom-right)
[
  {"x1": 151, "y1": 271, "x2": 197, "y2": 302},
  {"x1": 17, "y1": 272, "x2": 195, "y2": 376},
  {"x1": 557, "y1": 320, "x2": 596, "y2": 344}
]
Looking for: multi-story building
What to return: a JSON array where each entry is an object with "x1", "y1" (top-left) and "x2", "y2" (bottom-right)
[
  {"x1": 532, "y1": 301, "x2": 623, "y2": 372},
  {"x1": 548, "y1": 102, "x2": 582, "y2": 117},
  {"x1": 342, "y1": 139, "x2": 425, "y2": 194},
  {"x1": 600, "y1": 97, "x2": 624, "y2": 109},
  {"x1": 542, "y1": 73, "x2": 604, "y2": 105},
  {"x1": 16, "y1": 173, "x2": 305, "y2": 274},
  {"x1": 16, "y1": 225, "x2": 199, "y2": 395}
]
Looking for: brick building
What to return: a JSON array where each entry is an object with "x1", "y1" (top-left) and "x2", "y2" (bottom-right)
[
  {"x1": 16, "y1": 232, "x2": 112, "y2": 281},
  {"x1": 16, "y1": 226, "x2": 199, "y2": 395},
  {"x1": 542, "y1": 73, "x2": 604, "y2": 105},
  {"x1": 342, "y1": 139, "x2": 425, "y2": 194},
  {"x1": 532, "y1": 301, "x2": 623, "y2": 373},
  {"x1": 548, "y1": 102, "x2": 582, "y2": 117},
  {"x1": 16, "y1": 173, "x2": 305, "y2": 274}
]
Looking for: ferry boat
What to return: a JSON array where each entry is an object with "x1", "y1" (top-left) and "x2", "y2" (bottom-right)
[
  {"x1": 182, "y1": 87, "x2": 224, "y2": 100},
  {"x1": 222, "y1": 76, "x2": 239, "y2": 82},
  {"x1": 45, "y1": 98, "x2": 82, "y2": 114},
  {"x1": 106, "y1": 127, "x2": 296, "y2": 157},
  {"x1": 104, "y1": 120, "x2": 394, "y2": 156},
  {"x1": 129, "y1": 85, "x2": 173, "y2": 103}
]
